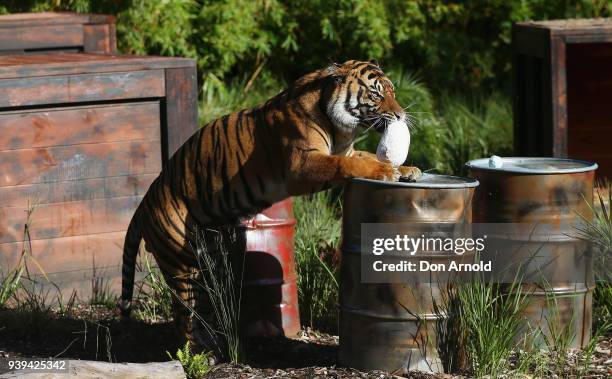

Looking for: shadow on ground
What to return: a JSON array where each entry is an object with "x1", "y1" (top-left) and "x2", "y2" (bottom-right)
[
  {"x1": 0, "y1": 306, "x2": 179, "y2": 363},
  {"x1": 0, "y1": 306, "x2": 338, "y2": 369}
]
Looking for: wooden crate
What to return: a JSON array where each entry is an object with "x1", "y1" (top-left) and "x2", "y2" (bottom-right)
[
  {"x1": 0, "y1": 12, "x2": 116, "y2": 54},
  {"x1": 0, "y1": 53, "x2": 197, "y2": 300},
  {"x1": 513, "y1": 18, "x2": 612, "y2": 178}
]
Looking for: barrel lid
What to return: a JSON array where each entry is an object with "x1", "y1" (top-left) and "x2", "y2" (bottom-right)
[
  {"x1": 466, "y1": 157, "x2": 598, "y2": 174},
  {"x1": 351, "y1": 173, "x2": 479, "y2": 189}
]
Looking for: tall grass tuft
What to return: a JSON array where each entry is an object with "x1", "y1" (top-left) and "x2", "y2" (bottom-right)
[
  {"x1": 133, "y1": 253, "x2": 174, "y2": 322},
  {"x1": 191, "y1": 227, "x2": 245, "y2": 363},
  {"x1": 460, "y1": 281, "x2": 529, "y2": 377},
  {"x1": 0, "y1": 264, "x2": 23, "y2": 307},
  {"x1": 575, "y1": 182, "x2": 612, "y2": 335},
  {"x1": 89, "y1": 259, "x2": 117, "y2": 309},
  {"x1": 293, "y1": 191, "x2": 341, "y2": 330},
  {"x1": 575, "y1": 181, "x2": 612, "y2": 280},
  {"x1": 435, "y1": 275, "x2": 531, "y2": 377}
]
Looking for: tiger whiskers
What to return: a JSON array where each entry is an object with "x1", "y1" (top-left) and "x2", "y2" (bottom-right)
[{"x1": 403, "y1": 103, "x2": 431, "y2": 131}]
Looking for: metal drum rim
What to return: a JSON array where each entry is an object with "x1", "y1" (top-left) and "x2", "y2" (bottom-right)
[
  {"x1": 466, "y1": 157, "x2": 598, "y2": 174},
  {"x1": 349, "y1": 174, "x2": 479, "y2": 189}
]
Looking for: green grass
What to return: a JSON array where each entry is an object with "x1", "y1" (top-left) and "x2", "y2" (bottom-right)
[
  {"x1": 433, "y1": 275, "x2": 532, "y2": 377},
  {"x1": 0, "y1": 264, "x2": 23, "y2": 307},
  {"x1": 576, "y1": 182, "x2": 612, "y2": 281},
  {"x1": 575, "y1": 182, "x2": 612, "y2": 336},
  {"x1": 199, "y1": 73, "x2": 283, "y2": 125},
  {"x1": 133, "y1": 254, "x2": 174, "y2": 323},
  {"x1": 191, "y1": 227, "x2": 245, "y2": 364},
  {"x1": 293, "y1": 191, "x2": 341, "y2": 331}
]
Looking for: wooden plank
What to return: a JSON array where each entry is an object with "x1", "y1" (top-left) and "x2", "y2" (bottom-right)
[
  {"x1": 163, "y1": 67, "x2": 199, "y2": 160},
  {"x1": 0, "y1": 174, "x2": 157, "y2": 208},
  {"x1": 0, "y1": 196, "x2": 142, "y2": 243},
  {"x1": 0, "y1": 231, "x2": 126, "y2": 275},
  {"x1": 0, "y1": 102, "x2": 160, "y2": 150},
  {"x1": 83, "y1": 23, "x2": 116, "y2": 53},
  {"x1": 0, "y1": 25, "x2": 83, "y2": 51},
  {"x1": 0, "y1": 70, "x2": 165, "y2": 107},
  {"x1": 0, "y1": 140, "x2": 162, "y2": 187},
  {"x1": 0, "y1": 53, "x2": 195, "y2": 79},
  {"x1": 0, "y1": 12, "x2": 115, "y2": 27}
]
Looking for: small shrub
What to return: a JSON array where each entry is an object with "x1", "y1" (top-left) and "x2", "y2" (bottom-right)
[{"x1": 168, "y1": 342, "x2": 211, "y2": 379}]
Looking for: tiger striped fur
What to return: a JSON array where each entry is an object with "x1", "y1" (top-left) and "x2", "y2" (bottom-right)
[{"x1": 120, "y1": 60, "x2": 421, "y2": 359}]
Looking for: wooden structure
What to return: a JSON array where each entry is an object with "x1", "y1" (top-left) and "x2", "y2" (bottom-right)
[
  {"x1": 0, "y1": 53, "x2": 197, "y2": 298},
  {"x1": 513, "y1": 18, "x2": 612, "y2": 178},
  {"x1": 0, "y1": 12, "x2": 116, "y2": 54}
]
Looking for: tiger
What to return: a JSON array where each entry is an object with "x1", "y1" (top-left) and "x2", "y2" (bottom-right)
[{"x1": 119, "y1": 59, "x2": 421, "y2": 360}]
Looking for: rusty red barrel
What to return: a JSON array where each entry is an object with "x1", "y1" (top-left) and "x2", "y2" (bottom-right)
[
  {"x1": 467, "y1": 157, "x2": 597, "y2": 349},
  {"x1": 339, "y1": 175, "x2": 478, "y2": 374},
  {"x1": 241, "y1": 198, "x2": 300, "y2": 337}
]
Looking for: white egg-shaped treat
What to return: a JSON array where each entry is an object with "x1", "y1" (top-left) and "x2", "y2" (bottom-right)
[
  {"x1": 376, "y1": 120, "x2": 410, "y2": 167},
  {"x1": 488, "y1": 155, "x2": 504, "y2": 168}
]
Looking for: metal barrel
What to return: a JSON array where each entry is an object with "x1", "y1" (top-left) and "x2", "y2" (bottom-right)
[
  {"x1": 241, "y1": 198, "x2": 301, "y2": 338},
  {"x1": 339, "y1": 174, "x2": 478, "y2": 374},
  {"x1": 466, "y1": 157, "x2": 597, "y2": 349}
]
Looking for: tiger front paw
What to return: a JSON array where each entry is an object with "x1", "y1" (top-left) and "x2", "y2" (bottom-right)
[
  {"x1": 399, "y1": 166, "x2": 422, "y2": 181},
  {"x1": 372, "y1": 162, "x2": 400, "y2": 182}
]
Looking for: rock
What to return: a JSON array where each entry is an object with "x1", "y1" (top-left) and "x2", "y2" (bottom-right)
[{"x1": 0, "y1": 360, "x2": 185, "y2": 379}]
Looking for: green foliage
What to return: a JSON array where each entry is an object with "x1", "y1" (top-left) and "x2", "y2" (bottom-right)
[
  {"x1": 594, "y1": 282, "x2": 612, "y2": 335},
  {"x1": 435, "y1": 93, "x2": 513, "y2": 175},
  {"x1": 4, "y1": 1, "x2": 609, "y2": 89},
  {"x1": 117, "y1": 0, "x2": 197, "y2": 60},
  {"x1": 168, "y1": 342, "x2": 211, "y2": 379},
  {"x1": 575, "y1": 182, "x2": 612, "y2": 281},
  {"x1": 356, "y1": 69, "x2": 513, "y2": 175},
  {"x1": 293, "y1": 191, "x2": 341, "y2": 330},
  {"x1": 133, "y1": 253, "x2": 174, "y2": 323},
  {"x1": 192, "y1": 228, "x2": 244, "y2": 364},
  {"x1": 442, "y1": 280, "x2": 530, "y2": 378},
  {"x1": 199, "y1": 72, "x2": 283, "y2": 125},
  {"x1": 0, "y1": 265, "x2": 23, "y2": 306}
]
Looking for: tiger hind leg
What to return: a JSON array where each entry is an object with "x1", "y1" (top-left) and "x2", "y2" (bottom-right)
[{"x1": 164, "y1": 266, "x2": 222, "y2": 364}]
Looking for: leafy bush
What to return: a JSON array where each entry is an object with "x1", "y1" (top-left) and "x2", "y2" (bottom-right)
[
  {"x1": 3, "y1": 1, "x2": 610, "y2": 89},
  {"x1": 168, "y1": 342, "x2": 211, "y2": 379}
]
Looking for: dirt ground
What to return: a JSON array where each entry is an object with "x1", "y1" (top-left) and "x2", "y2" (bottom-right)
[{"x1": 0, "y1": 305, "x2": 610, "y2": 378}]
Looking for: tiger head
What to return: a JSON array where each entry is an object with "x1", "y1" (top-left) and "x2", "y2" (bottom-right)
[{"x1": 324, "y1": 60, "x2": 405, "y2": 135}]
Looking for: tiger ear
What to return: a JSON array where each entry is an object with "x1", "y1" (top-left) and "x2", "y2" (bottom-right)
[
  {"x1": 326, "y1": 62, "x2": 342, "y2": 74},
  {"x1": 369, "y1": 59, "x2": 380, "y2": 67},
  {"x1": 326, "y1": 62, "x2": 344, "y2": 83}
]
